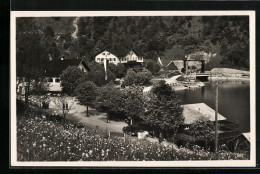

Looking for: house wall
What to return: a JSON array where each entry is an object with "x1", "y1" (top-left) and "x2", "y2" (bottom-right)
[
  {"x1": 47, "y1": 77, "x2": 62, "y2": 92},
  {"x1": 121, "y1": 50, "x2": 143, "y2": 63},
  {"x1": 95, "y1": 51, "x2": 120, "y2": 65}
]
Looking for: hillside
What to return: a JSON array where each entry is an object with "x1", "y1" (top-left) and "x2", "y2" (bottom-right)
[{"x1": 33, "y1": 16, "x2": 249, "y2": 70}]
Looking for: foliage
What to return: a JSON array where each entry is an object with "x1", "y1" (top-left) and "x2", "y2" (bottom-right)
[
  {"x1": 16, "y1": 18, "x2": 53, "y2": 103},
  {"x1": 107, "y1": 63, "x2": 126, "y2": 78},
  {"x1": 75, "y1": 81, "x2": 97, "y2": 116},
  {"x1": 123, "y1": 69, "x2": 152, "y2": 86},
  {"x1": 122, "y1": 86, "x2": 145, "y2": 126},
  {"x1": 143, "y1": 81, "x2": 184, "y2": 138},
  {"x1": 146, "y1": 61, "x2": 161, "y2": 74},
  {"x1": 152, "y1": 63, "x2": 161, "y2": 74},
  {"x1": 17, "y1": 114, "x2": 249, "y2": 161},
  {"x1": 60, "y1": 66, "x2": 87, "y2": 96},
  {"x1": 94, "y1": 83, "x2": 125, "y2": 120},
  {"x1": 44, "y1": 26, "x2": 55, "y2": 37},
  {"x1": 187, "y1": 116, "x2": 215, "y2": 147},
  {"x1": 86, "y1": 62, "x2": 116, "y2": 86}
]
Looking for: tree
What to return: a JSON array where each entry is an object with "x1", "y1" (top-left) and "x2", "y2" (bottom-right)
[
  {"x1": 122, "y1": 85, "x2": 145, "y2": 126},
  {"x1": 16, "y1": 18, "x2": 49, "y2": 104},
  {"x1": 87, "y1": 61, "x2": 116, "y2": 86},
  {"x1": 152, "y1": 62, "x2": 161, "y2": 74},
  {"x1": 60, "y1": 66, "x2": 87, "y2": 96},
  {"x1": 187, "y1": 116, "x2": 215, "y2": 149},
  {"x1": 123, "y1": 69, "x2": 152, "y2": 86},
  {"x1": 146, "y1": 61, "x2": 154, "y2": 73},
  {"x1": 52, "y1": 94, "x2": 77, "y2": 124},
  {"x1": 44, "y1": 26, "x2": 55, "y2": 37},
  {"x1": 95, "y1": 83, "x2": 125, "y2": 121},
  {"x1": 30, "y1": 80, "x2": 51, "y2": 109},
  {"x1": 142, "y1": 80, "x2": 184, "y2": 139},
  {"x1": 75, "y1": 81, "x2": 97, "y2": 116}
]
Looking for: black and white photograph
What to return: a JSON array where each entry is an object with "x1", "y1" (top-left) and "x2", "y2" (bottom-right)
[{"x1": 10, "y1": 11, "x2": 256, "y2": 167}]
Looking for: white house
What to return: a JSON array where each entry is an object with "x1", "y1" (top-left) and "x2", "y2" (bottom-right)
[
  {"x1": 95, "y1": 50, "x2": 120, "y2": 65},
  {"x1": 120, "y1": 50, "x2": 143, "y2": 64}
]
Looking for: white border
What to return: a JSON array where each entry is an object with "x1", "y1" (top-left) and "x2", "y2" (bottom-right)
[{"x1": 10, "y1": 11, "x2": 256, "y2": 167}]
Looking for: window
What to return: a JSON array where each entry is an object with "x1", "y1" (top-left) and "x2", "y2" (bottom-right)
[
  {"x1": 55, "y1": 78, "x2": 60, "y2": 83},
  {"x1": 110, "y1": 58, "x2": 112, "y2": 61},
  {"x1": 102, "y1": 53, "x2": 105, "y2": 55},
  {"x1": 101, "y1": 58, "x2": 104, "y2": 61},
  {"x1": 114, "y1": 58, "x2": 116, "y2": 61},
  {"x1": 108, "y1": 53, "x2": 110, "y2": 55},
  {"x1": 97, "y1": 58, "x2": 100, "y2": 61},
  {"x1": 48, "y1": 78, "x2": 53, "y2": 82}
]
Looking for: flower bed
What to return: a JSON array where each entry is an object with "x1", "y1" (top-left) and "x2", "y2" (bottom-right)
[{"x1": 17, "y1": 113, "x2": 249, "y2": 161}]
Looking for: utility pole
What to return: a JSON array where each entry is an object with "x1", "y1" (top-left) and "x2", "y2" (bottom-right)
[{"x1": 215, "y1": 80, "x2": 219, "y2": 153}]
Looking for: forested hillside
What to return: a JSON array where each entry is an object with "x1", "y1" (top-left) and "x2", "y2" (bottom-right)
[{"x1": 34, "y1": 16, "x2": 249, "y2": 70}]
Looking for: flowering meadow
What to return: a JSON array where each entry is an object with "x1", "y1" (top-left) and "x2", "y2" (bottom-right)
[{"x1": 17, "y1": 113, "x2": 249, "y2": 161}]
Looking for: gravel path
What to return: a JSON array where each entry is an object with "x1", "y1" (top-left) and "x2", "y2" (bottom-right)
[{"x1": 48, "y1": 100, "x2": 127, "y2": 133}]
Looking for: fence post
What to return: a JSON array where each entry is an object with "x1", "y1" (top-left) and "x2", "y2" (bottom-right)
[{"x1": 109, "y1": 131, "x2": 111, "y2": 139}]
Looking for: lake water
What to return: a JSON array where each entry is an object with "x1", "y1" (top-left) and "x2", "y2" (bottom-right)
[{"x1": 176, "y1": 81, "x2": 250, "y2": 133}]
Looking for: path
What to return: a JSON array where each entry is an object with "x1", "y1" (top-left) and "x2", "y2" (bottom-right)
[
  {"x1": 143, "y1": 75, "x2": 181, "y2": 93},
  {"x1": 48, "y1": 100, "x2": 127, "y2": 133}
]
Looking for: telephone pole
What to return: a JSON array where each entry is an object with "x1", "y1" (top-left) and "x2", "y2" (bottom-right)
[{"x1": 215, "y1": 81, "x2": 219, "y2": 153}]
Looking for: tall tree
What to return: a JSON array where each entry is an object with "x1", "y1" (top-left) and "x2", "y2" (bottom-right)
[
  {"x1": 16, "y1": 18, "x2": 49, "y2": 104},
  {"x1": 95, "y1": 83, "x2": 125, "y2": 121},
  {"x1": 60, "y1": 66, "x2": 87, "y2": 96},
  {"x1": 143, "y1": 80, "x2": 184, "y2": 138},
  {"x1": 75, "y1": 81, "x2": 97, "y2": 116},
  {"x1": 122, "y1": 85, "x2": 145, "y2": 126}
]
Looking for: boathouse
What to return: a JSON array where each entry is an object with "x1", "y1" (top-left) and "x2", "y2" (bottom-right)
[{"x1": 175, "y1": 103, "x2": 240, "y2": 148}]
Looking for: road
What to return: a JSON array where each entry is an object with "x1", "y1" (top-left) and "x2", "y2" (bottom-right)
[
  {"x1": 48, "y1": 100, "x2": 128, "y2": 133},
  {"x1": 143, "y1": 75, "x2": 181, "y2": 93}
]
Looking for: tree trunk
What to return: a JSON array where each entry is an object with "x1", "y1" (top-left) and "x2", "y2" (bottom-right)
[
  {"x1": 25, "y1": 86, "x2": 29, "y2": 104},
  {"x1": 63, "y1": 109, "x2": 66, "y2": 125},
  {"x1": 86, "y1": 105, "x2": 89, "y2": 117}
]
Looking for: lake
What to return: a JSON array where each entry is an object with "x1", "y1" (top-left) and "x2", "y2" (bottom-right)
[{"x1": 176, "y1": 81, "x2": 250, "y2": 133}]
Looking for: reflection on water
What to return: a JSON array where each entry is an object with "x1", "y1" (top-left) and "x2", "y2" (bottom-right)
[{"x1": 176, "y1": 81, "x2": 250, "y2": 133}]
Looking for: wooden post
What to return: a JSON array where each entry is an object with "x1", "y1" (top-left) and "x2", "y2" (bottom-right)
[{"x1": 215, "y1": 81, "x2": 219, "y2": 153}]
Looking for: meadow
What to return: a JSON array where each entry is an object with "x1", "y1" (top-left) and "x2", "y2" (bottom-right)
[{"x1": 17, "y1": 111, "x2": 249, "y2": 161}]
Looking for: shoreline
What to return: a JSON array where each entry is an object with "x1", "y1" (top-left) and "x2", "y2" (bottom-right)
[{"x1": 208, "y1": 76, "x2": 250, "y2": 82}]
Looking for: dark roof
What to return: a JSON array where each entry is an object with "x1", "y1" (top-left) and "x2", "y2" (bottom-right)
[
  {"x1": 166, "y1": 61, "x2": 179, "y2": 70},
  {"x1": 44, "y1": 59, "x2": 84, "y2": 77}
]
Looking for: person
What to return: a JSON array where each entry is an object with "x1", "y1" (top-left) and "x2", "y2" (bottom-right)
[{"x1": 159, "y1": 132, "x2": 163, "y2": 144}]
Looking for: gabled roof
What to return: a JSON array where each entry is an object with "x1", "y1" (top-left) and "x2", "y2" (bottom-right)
[
  {"x1": 44, "y1": 58, "x2": 87, "y2": 77},
  {"x1": 94, "y1": 49, "x2": 141, "y2": 58},
  {"x1": 182, "y1": 103, "x2": 226, "y2": 125}
]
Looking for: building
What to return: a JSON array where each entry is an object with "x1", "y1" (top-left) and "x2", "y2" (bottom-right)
[
  {"x1": 95, "y1": 50, "x2": 121, "y2": 65},
  {"x1": 175, "y1": 103, "x2": 240, "y2": 148},
  {"x1": 120, "y1": 50, "x2": 143, "y2": 64},
  {"x1": 17, "y1": 58, "x2": 90, "y2": 94},
  {"x1": 94, "y1": 49, "x2": 144, "y2": 66},
  {"x1": 44, "y1": 58, "x2": 90, "y2": 92}
]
